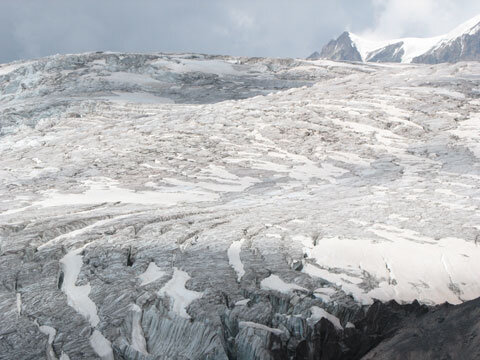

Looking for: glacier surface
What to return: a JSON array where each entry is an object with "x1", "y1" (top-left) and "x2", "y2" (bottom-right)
[{"x1": 0, "y1": 52, "x2": 479, "y2": 359}]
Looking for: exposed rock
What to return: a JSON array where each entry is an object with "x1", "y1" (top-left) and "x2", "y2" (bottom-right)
[
  {"x1": 312, "y1": 14, "x2": 480, "y2": 64},
  {"x1": 413, "y1": 31, "x2": 480, "y2": 64},
  {"x1": 318, "y1": 32, "x2": 362, "y2": 62},
  {"x1": 367, "y1": 42, "x2": 404, "y2": 63}
]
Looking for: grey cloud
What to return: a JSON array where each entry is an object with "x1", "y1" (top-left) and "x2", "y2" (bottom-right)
[{"x1": 0, "y1": 0, "x2": 478, "y2": 64}]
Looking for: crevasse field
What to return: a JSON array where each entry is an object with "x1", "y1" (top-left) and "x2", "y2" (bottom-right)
[{"x1": 0, "y1": 53, "x2": 479, "y2": 359}]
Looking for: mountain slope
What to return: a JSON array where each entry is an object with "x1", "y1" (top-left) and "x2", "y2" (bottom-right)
[
  {"x1": 1, "y1": 53, "x2": 480, "y2": 359},
  {"x1": 312, "y1": 14, "x2": 480, "y2": 63}
]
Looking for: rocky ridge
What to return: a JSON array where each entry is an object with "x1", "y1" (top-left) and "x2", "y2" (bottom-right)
[{"x1": 311, "y1": 14, "x2": 480, "y2": 64}]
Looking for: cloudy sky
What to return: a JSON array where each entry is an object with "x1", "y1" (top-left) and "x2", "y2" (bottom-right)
[{"x1": 1, "y1": 0, "x2": 480, "y2": 63}]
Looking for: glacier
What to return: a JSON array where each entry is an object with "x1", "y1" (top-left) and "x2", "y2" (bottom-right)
[{"x1": 0, "y1": 52, "x2": 480, "y2": 359}]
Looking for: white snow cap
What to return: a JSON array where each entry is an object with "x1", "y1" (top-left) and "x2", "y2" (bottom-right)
[{"x1": 349, "y1": 13, "x2": 480, "y2": 63}]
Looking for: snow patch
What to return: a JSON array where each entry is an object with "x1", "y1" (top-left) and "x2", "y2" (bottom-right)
[
  {"x1": 158, "y1": 268, "x2": 203, "y2": 319},
  {"x1": 89, "y1": 330, "x2": 114, "y2": 360},
  {"x1": 38, "y1": 325, "x2": 56, "y2": 344},
  {"x1": 308, "y1": 306, "x2": 343, "y2": 330},
  {"x1": 260, "y1": 274, "x2": 307, "y2": 294},
  {"x1": 139, "y1": 262, "x2": 165, "y2": 286},
  {"x1": 130, "y1": 304, "x2": 148, "y2": 355},
  {"x1": 228, "y1": 238, "x2": 246, "y2": 281},
  {"x1": 235, "y1": 299, "x2": 250, "y2": 306},
  {"x1": 239, "y1": 321, "x2": 284, "y2": 336},
  {"x1": 35, "y1": 178, "x2": 217, "y2": 208},
  {"x1": 305, "y1": 234, "x2": 480, "y2": 305},
  {"x1": 60, "y1": 248, "x2": 100, "y2": 327}
]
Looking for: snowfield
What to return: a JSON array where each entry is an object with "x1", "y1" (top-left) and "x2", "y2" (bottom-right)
[{"x1": 0, "y1": 52, "x2": 479, "y2": 359}]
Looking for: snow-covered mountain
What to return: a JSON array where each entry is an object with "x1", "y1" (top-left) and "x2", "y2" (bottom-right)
[
  {"x1": 1, "y1": 52, "x2": 480, "y2": 359},
  {"x1": 312, "y1": 14, "x2": 480, "y2": 63}
]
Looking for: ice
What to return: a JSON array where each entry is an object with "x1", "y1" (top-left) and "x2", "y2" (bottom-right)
[
  {"x1": 260, "y1": 274, "x2": 307, "y2": 294},
  {"x1": 158, "y1": 268, "x2": 203, "y2": 319},
  {"x1": 152, "y1": 58, "x2": 240, "y2": 76},
  {"x1": 1, "y1": 53, "x2": 480, "y2": 358},
  {"x1": 89, "y1": 330, "x2": 114, "y2": 360},
  {"x1": 449, "y1": 117, "x2": 480, "y2": 158},
  {"x1": 0, "y1": 62, "x2": 26, "y2": 76},
  {"x1": 139, "y1": 262, "x2": 165, "y2": 286},
  {"x1": 38, "y1": 214, "x2": 132, "y2": 250},
  {"x1": 228, "y1": 238, "x2": 246, "y2": 281}
]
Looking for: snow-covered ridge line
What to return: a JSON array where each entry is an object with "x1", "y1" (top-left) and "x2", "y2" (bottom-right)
[{"x1": 349, "y1": 13, "x2": 480, "y2": 63}]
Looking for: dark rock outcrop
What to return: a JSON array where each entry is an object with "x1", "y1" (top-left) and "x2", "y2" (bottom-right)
[
  {"x1": 319, "y1": 32, "x2": 362, "y2": 62},
  {"x1": 312, "y1": 16, "x2": 480, "y2": 64},
  {"x1": 413, "y1": 31, "x2": 480, "y2": 64},
  {"x1": 220, "y1": 297, "x2": 480, "y2": 360},
  {"x1": 367, "y1": 42, "x2": 404, "y2": 63},
  {"x1": 363, "y1": 297, "x2": 480, "y2": 359},
  {"x1": 307, "y1": 52, "x2": 321, "y2": 60}
]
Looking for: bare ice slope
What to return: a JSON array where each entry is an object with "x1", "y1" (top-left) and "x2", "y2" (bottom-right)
[{"x1": 0, "y1": 53, "x2": 480, "y2": 359}]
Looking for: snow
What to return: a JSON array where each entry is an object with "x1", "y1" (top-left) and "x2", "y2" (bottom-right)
[
  {"x1": 38, "y1": 325, "x2": 56, "y2": 344},
  {"x1": 303, "y1": 263, "x2": 373, "y2": 305},
  {"x1": 60, "y1": 248, "x2": 100, "y2": 327},
  {"x1": 260, "y1": 274, "x2": 307, "y2": 294},
  {"x1": 306, "y1": 234, "x2": 480, "y2": 305},
  {"x1": 139, "y1": 262, "x2": 166, "y2": 286},
  {"x1": 157, "y1": 268, "x2": 203, "y2": 319},
  {"x1": 0, "y1": 63, "x2": 25, "y2": 76},
  {"x1": 35, "y1": 178, "x2": 217, "y2": 208},
  {"x1": 89, "y1": 330, "x2": 114, "y2": 360},
  {"x1": 436, "y1": 13, "x2": 480, "y2": 45},
  {"x1": 103, "y1": 91, "x2": 174, "y2": 104},
  {"x1": 38, "y1": 214, "x2": 132, "y2": 250},
  {"x1": 37, "y1": 323, "x2": 57, "y2": 360},
  {"x1": 235, "y1": 299, "x2": 250, "y2": 306},
  {"x1": 350, "y1": 13, "x2": 480, "y2": 63},
  {"x1": 16, "y1": 293, "x2": 21, "y2": 315},
  {"x1": 238, "y1": 321, "x2": 284, "y2": 336},
  {"x1": 327, "y1": 151, "x2": 372, "y2": 167},
  {"x1": 308, "y1": 306, "x2": 343, "y2": 330},
  {"x1": 59, "y1": 353, "x2": 71, "y2": 360},
  {"x1": 228, "y1": 238, "x2": 246, "y2": 281},
  {"x1": 313, "y1": 287, "x2": 336, "y2": 302},
  {"x1": 130, "y1": 304, "x2": 148, "y2": 355}
]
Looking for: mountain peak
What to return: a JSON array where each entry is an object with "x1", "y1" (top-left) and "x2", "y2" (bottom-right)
[
  {"x1": 318, "y1": 31, "x2": 361, "y2": 62},
  {"x1": 313, "y1": 14, "x2": 480, "y2": 64}
]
